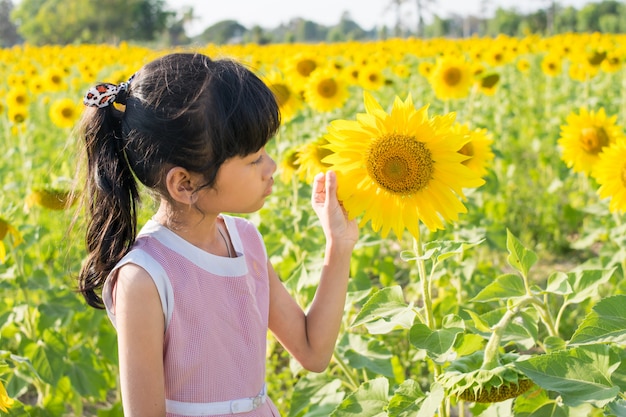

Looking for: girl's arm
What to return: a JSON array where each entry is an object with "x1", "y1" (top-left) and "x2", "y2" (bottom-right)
[
  {"x1": 114, "y1": 264, "x2": 166, "y2": 416},
  {"x1": 268, "y1": 171, "x2": 358, "y2": 372}
]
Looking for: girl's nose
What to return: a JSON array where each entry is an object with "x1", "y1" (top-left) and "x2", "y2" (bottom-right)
[{"x1": 268, "y1": 155, "x2": 277, "y2": 176}]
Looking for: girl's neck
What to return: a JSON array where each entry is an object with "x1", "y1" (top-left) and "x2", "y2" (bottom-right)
[{"x1": 152, "y1": 203, "x2": 233, "y2": 257}]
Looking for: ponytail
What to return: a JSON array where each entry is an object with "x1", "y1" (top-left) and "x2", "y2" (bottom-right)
[
  {"x1": 75, "y1": 54, "x2": 281, "y2": 308},
  {"x1": 77, "y1": 105, "x2": 139, "y2": 309}
]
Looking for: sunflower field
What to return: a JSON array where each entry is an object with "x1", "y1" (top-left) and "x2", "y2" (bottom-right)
[{"x1": 1, "y1": 32, "x2": 626, "y2": 416}]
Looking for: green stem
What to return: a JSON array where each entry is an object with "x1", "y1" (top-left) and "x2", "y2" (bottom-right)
[
  {"x1": 413, "y1": 233, "x2": 448, "y2": 417},
  {"x1": 333, "y1": 349, "x2": 360, "y2": 391},
  {"x1": 482, "y1": 296, "x2": 533, "y2": 370},
  {"x1": 414, "y1": 236, "x2": 435, "y2": 330},
  {"x1": 527, "y1": 296, "x2": 559, "y2": 338}
]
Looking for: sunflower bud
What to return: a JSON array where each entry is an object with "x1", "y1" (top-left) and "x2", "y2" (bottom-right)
[
  {"x1": 0, "y1": 218, "x2": 8, "y2": 240},
  {"x1": 26, "y1": 188, "x2": 76, "y2": 210}
]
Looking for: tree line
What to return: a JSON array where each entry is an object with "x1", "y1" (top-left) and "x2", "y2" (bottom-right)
[{"x1": 0, "y1": 0, "x2": 624, "y2": 47}]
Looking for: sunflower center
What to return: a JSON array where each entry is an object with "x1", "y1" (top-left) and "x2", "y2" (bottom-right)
[
  {"x1": 587, "y1": 50, "x2": 606, "y2": 66},
  {"x1": 296, "y1": 59, "x2": 316, "y2": 77},
  {"x1": 579, "y1": 127, "x2": 609, "y2": 154},
  {"x1": 61, "y1": 107, "x2": 74, "y2": 118},
  {"x1": 366, "y1": 133, "x2": 433, "y2": 194},
  {"x1": 443, "y1": 67, "x2": 462, "y2": 86},
  {"x1": 317, "y1": 79, "x2": 337, "y2": 98},
  {"x1": 271, "y1": 84, "x2": 291, "y2": 107}
]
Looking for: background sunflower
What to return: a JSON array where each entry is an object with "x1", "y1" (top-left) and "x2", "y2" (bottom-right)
[{"x1": 558, "y1": 107, "x2": 624, "y2": 176}]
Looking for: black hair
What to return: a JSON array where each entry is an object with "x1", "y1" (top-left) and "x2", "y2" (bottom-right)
[{"x1": 77, "y1": 53, "x2": 281, "y2": 308}]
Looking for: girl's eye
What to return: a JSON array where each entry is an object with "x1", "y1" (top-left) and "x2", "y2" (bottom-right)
[{"x1": 252, "y1": 155, "x2": 263, "y2": 165}]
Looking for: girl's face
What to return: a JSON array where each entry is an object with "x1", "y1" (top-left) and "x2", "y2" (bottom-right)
[{"x1": 197, "y1": 147, "x2": 277, "y2": 214}]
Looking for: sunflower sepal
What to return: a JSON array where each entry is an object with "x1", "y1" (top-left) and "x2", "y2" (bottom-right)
[{"x1": 438, "y1": 351, "x2": 534, "y2": 403}]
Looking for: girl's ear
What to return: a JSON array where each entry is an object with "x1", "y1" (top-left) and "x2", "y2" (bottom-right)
[{"x1": 164, "y1": 167, "x2": 198, "y2": 204}]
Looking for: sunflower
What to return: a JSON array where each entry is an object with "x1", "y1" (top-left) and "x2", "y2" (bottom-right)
[
  {"x1": 439, "y1": 352, "x2": 534, "y2": 403},
  {"x1": 516, "y1": 58, "x2": 531, "y2": 74},
  {"x1": 601, "y1": 53, "x2": 622, "y2": 74},
  {"x1": 453, "y1": 122, "x2": 495, "y2": 178},
  {"x1": 7, "y1": 86, "x2": 28, "y2": 108},
  {"x1": 49, "y1": 98, "x2": 81, "y2": 129},
  {"x1": 295, "y1": 137, "x2": 334, "y2": 184},
  {"x1": 558, "y1": 107, "x2": 624, "y2": 176},
  {"x1": 586, "y1": 49, "x2": 606, "y2": 67},
  {"x1": 0, "y1": 379, "x2": 14, "y2": 412},
  {"x1": 285, "y1": 52, "x2": 319, "y2": 88},
  {"x1": 418, "y1": 61, "x2": 434, "y2": 78},
  {"x1": 358, "y1": 64, "x2": 385, "y2": 91},
  {"x1": 29, "y1": 76, "x2": 45, "y2": 94},
  {"x1": 568, "y1": 61, "x2": 597, "y2": 82},
  {"x1": 42, "y1": 67, "x2": 67, "y2": 92},
  {"x1": 0, "y1": 217, "x2": 23, "y2": 263},
  {"x1": 323, "y1": 92, "x2": 485, "y2": 238},
  {"x1": 429, "y1": 56, "x2": 473, "y2": 100},
  {"x1": 477, "y1": 73, "x2": 500, "y2": 96},
  {"x1": 540, "y1": 54, "x2": 561, "y2": 77},
  {"x1": 303, "y1": 68, "x2": 349, "y2": 113},
  {"x1": 25, "y1": 188, "x2": 76, "y2": 210},
  {"x1": 262, "y1": 70, "x2": 303, "y2": 123},
  {"x1": 279, "y1": 147, "x2": 301, "y2": 184},
  {"x1": 593, "y1": 141, "x2": 626, "y2": 213},
  {"x1": 8, "y1": 106, "x2": 27, "y2": 124}
]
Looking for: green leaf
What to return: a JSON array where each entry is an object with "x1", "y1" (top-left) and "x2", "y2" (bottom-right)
[
  {"x1": 606, "y1": 399, "x2": 626, "y2": 417},
  {"x1": 66, "y1": 361, "x2": 108, "y2": 397},
  {"x1": 506, "y1": 229, "x2": 537, "y2": 277},
  {"x1": 544, "y1": 272, "x2": 573, "y2": 296},
  {"x1": 409, "y1": 316, "x2": 464, "y2": 363},
  {"x1": 543, "y1": 336, "x2": 566, "y2": 353},
  {"x1": 564, "y1": 268, "x2": 615, "y2": 305},
  {"x1": 342, "y1": 334, "x2": 394, "y2": 378},
  {"x1": 514, "y1": 344, "x2": 621, "y2": 408},
  {"x1": 289, "y1": 373, "x2": 344, "y2": 417},
  {"x1": 387, "y1": 379, "x2": 426, "y2": 417},
  {"x1": 424, "y1": 239, "x2": 485, "y2": 263},
  {"x1": 610, "y1": 348, "x2": 626, "y2": 391},
  {"x1": 465, "y1": 309, "x2": 492, "y2": 333},
  {"x1": 471, "y1": 273, "x2": 527, "y2": 302},
  {"x1": 330, "y1": 377, "x2": 389, "y2": 417},
  {"x1": 351, "y1": 286, "x2": 414, "y2": 333},
  {"x1": 454, "y1": 333, "x2": 485, "y2": 356},
  {"x1": 515, "y1": 401, "x2": 568, "y2": 417},
  {"x1": 415, "y1": 383, "x2": 444, "y2": 417},
  {"x1": 23, "y1": 340, "x2": 63, "y2": 385},
  {"x1": 513, "y1": 386, "x2": 568, "y2": 417},
  {"x1": 569, "y1": 295, "x2": 626, "y2": 345}
]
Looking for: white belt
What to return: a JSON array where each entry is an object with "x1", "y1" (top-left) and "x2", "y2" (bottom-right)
[{"x1": 166, "y1": 384, "x2": 267, "y2": 416}]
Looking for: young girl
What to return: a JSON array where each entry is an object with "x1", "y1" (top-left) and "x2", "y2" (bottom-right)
[{"x1": 77, "y1": 53, "x2": 358, "y2": 417}]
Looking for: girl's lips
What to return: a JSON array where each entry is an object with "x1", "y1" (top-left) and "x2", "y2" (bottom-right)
[{"x1": 264, "y1": 179, "x2": 274, "y2": 196}]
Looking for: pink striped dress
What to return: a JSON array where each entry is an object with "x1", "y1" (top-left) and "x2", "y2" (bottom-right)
[{"x1": 103, "y1": 215, "x2": 281, "y2": 416}]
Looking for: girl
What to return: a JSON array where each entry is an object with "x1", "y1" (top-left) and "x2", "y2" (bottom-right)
[{"x1": 77, "y1": 53, "x2": 358, "y2": 416}]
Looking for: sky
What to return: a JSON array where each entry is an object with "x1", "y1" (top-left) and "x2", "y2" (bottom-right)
[{"x1": 166, "y1": 0, "x2": 597, "y2": 36}]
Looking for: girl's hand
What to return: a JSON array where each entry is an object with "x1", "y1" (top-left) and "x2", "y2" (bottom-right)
[{"x1": 311, "y1": 171, "x2": 359, "y2": 248}]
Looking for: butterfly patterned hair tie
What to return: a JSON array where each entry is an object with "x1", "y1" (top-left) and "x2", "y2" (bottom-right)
[{"x1": 83, "y1": 75, "x2": 135, "y2": 108}]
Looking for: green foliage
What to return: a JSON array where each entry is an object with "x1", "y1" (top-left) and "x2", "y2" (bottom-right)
[
  {"x1": 12, "y1": 0, "x2": 171, "y2": 45},
  {"x1": 1, "y1": 33, "x2": 626, "y2": 416}
]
